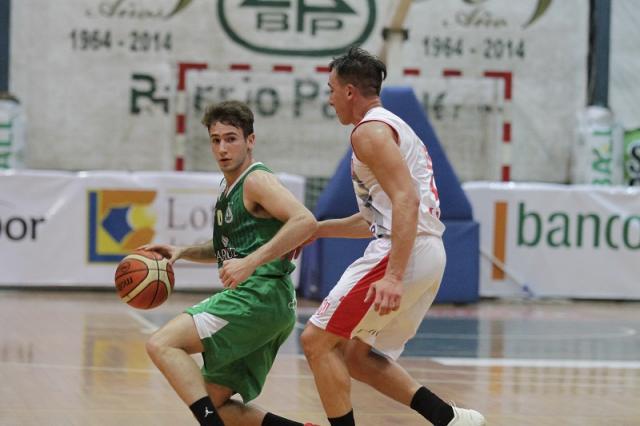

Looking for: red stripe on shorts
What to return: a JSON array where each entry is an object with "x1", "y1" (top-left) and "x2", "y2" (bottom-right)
[{"x1": 326, "y1": 255, "x2": 389, "y2": 339}]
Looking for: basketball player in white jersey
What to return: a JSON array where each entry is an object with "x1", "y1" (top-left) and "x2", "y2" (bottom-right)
[{"x1": 299, "y1": 47, "x2": 486, "y2": 426}]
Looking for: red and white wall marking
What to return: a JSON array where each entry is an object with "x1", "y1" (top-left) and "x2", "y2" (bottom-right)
[
  {"x1": 175, "y1": 62, "x2": 513, "y2": 181},
  {"x1": 403, "y1": 67, "x2": 513, "y2": 182}
]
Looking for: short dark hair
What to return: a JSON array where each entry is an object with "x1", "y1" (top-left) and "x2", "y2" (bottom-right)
[
  {"x1": 329, "y1": 46, "x2": 387, "y2": 96},
  {"x1": 201, "y1": 100, "x2": 254, "y2": 137}
]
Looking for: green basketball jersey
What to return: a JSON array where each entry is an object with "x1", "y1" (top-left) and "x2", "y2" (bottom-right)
[{"x1": 213, "y1": 162, "x2": 295, "y2": 277}]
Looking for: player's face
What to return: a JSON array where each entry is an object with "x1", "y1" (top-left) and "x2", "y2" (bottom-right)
[
  {"x1": 209, "y1": 122, "x2": 254, "y2": 174},
  {"x1": 328, "y1": 70, "x2": 352, "y2": 125}
]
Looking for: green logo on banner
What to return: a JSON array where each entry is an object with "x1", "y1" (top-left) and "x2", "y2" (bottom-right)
[
  {"x1": 218, "y1": 0, "x2": 376, "y2": 56},
  {"x1": 517, "y1": 202, "x2": 640, "y2": 250}
]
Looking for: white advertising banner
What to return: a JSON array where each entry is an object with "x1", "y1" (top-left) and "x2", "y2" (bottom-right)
[
  {"x1": 464, "y1": 182, "x2": 640, "y2": 300},
  {"x1": 10, "y1": 1, "x2": 588, "y2": 182},
  {"x1": 0, "y1": 170, "x2": 305, "y2": 289}
]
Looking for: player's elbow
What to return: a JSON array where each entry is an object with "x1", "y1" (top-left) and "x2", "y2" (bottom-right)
[
  {"x1": 295, "y1": 210, "x2": 318, "y2": 237},
  {"x1": 396, "y1": 190, "x2": 420, "y2": 213},
  {"x1": 391, "y1": 191, "x2": 420, "y2": 227}
]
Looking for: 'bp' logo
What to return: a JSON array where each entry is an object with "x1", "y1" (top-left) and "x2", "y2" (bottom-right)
[
  {"x1": 88, "y1": 190, "x2": 157, "y2": 262},
  {"x1": 218, "y1": 0, "x2": 377, "y2": 56}
]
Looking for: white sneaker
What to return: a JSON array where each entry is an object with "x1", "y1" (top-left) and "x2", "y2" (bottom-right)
[{"x1": 446, "y1": 406, "x2": 486, "y2": 426}]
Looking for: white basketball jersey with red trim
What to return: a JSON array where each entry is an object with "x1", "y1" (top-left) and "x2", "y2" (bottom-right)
[{"x1": 351, "y1": 106, "x2": 445, "y2": 238}]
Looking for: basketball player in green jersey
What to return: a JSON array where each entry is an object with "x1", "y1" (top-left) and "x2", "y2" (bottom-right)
[{"x1": 140, "y1": 101, "x2": 318, "y2": 426}]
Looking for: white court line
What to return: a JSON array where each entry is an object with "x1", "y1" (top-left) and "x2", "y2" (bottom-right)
[
  {"x1": 0, "y1": 361, "x2": 159, "y2": 374},
  {"x1": 4, "y1": 360, "x2": 637, "y2": 389},
  {"x1": 3, "y1": 355, "x2": 639, "y2": 389},
  {"x1": 127, "y1": 310, "x2": 160, "y2": 334},
  {"x1": 431, "y1": 357, "x2": 640, "y2": 369},
  {"x1": 414, "y1": 326, "x2": 637, "y2": 340}
]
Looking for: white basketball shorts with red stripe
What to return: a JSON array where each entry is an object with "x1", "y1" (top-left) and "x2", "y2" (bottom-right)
[{"x1": 309, "y1": 235, "x2": 446, "y2": 360}]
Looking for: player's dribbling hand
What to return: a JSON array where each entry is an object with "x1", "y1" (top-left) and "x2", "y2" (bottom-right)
[
  {"x1": 136, "y1": 244, "x2": 181, "y2": 264},
  {"x1": 364, "y1": 276, "x2": 403, "y2": 316},
  {"x1": 219, "y1": 257, "x2": 256, "y2": 289}
]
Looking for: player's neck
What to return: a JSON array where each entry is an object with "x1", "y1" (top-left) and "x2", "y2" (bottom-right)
[
  {"x1": 351, "y1": 98, "x2": 382, "y2": 125},
  {"x1": 224, "y1": 159, "x2": 254, "y2": 188}
]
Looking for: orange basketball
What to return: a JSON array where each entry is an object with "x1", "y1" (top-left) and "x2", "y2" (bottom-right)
[{"x1": 114, "y1": 250, "x2": 175, "y2": 309}]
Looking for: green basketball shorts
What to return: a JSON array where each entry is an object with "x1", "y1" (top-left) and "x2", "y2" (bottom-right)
[{"x1": 185, "y1": 275, "x2": 296, "y2": 402}]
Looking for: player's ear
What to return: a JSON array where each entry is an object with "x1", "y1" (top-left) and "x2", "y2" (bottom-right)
[
  {"x1": 246, "y1": 132, "x2": 256, "y2": 151},
  {"x1": 346, "y1": 83, "x2": 355, "y2": 98}
]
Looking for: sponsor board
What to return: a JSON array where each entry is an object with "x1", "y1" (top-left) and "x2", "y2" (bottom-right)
[
  {"x1": 0, "y1": 170, "x2": 304, "y2": 288},
  {"x1": 464, "y1": 182, "x2": 640, "y2": 299},
  {"x1": 87, "y1": 190, "x2": 157, "y2": 262}
]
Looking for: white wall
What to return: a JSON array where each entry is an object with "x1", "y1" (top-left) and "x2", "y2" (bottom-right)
[{"x1": 10, "y1": 0, "x2": 589, "y2": 182}]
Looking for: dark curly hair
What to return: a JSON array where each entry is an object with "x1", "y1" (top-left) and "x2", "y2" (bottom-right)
[
  {"x1": 329, "y1": 46, "x2": 387, "y2": 97},
  {"x1": 201, "y1": 100, "x2": 254, "y2": 137}
]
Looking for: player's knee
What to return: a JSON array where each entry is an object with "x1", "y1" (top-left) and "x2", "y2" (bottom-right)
[
  {"x1": 300, "y1": 327, "x2": 314, "y2": 357},
  {"x1": 300, "y1": 326, "x2": 323, "y2": 361},
  {"x1": 145, "y1": 335, "x2": 160, "y2": 360},
  {"x1": 145, "y1": 331, "x2": 168, "y2": 360}
]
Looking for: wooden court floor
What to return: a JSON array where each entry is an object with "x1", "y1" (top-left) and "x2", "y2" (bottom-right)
[{"x1": 0, "y1": 289, "x2": 639, "y2": 426}]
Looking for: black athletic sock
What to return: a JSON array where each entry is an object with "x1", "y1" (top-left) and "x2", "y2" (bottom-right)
[
  {"x1": 328, "y1": 410, "x2": 355, "y2": 426},
  {"x1": 262, "y1": 412, "x2": 304, "y2": 426},
  {"x1": 189, "y1": 396, "x2": 224, "y2": 426},
  {"x1": 410, "y1": 386, "x2": 454, "y2": 426}
]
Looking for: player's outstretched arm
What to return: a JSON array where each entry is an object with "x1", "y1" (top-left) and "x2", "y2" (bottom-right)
[
  {"x1": 137, "y1": 240, "x2": 217, "y2": 265},
  {"x1": 285, "y1": 210, "x2": 372, "y2": 261},
  {"x1": 316, "y1": 213, "x2": 372, "y2": 239}
]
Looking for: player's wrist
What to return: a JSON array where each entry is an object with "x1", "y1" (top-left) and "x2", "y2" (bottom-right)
[
  {"x1": 244, "y1": 253, "x2": 261, "y2": 270},
  {"x1": 383, "y1": 273, "x2": 403, "y2": 285},
  {"x1": 176, "y1": 246, "x2": 192, "y2": 260},
  {"x1": 315, "y1": 221, "x2": 330, "y2": 238}
]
